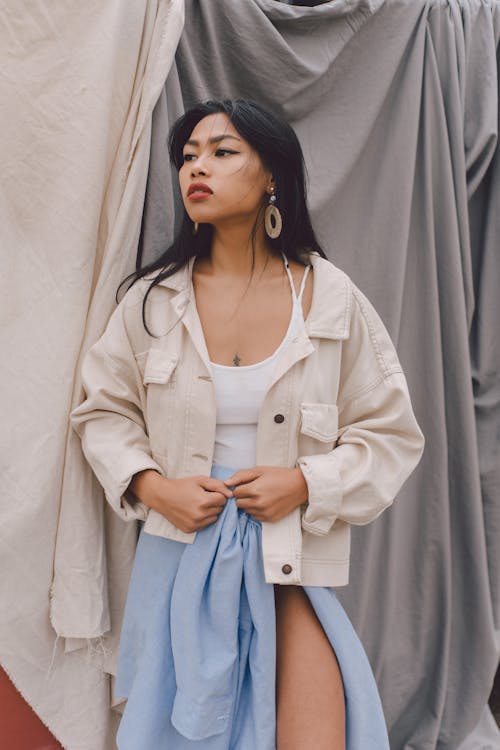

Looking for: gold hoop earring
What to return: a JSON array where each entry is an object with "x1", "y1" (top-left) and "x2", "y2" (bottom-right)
[
  {"x1": 193, "y1": 221, "x2": 199, "y2": 235},
  {"x1": 264, "y1": 190, "x2": 282, "y2": 239}
]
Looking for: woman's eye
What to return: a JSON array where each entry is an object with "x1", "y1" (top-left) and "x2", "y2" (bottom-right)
[{"x1": 181, "y1": 149, "x2": 237, "y2": 163}]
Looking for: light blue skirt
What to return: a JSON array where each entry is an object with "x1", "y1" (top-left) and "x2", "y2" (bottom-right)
[{"x1": 115, "y1": 463, "x2": 390, "y2": 749}]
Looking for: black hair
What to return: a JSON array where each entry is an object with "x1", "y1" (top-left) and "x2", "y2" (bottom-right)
[{"x1": 118, "y1": 98, "x2": 327, "y2": 334}]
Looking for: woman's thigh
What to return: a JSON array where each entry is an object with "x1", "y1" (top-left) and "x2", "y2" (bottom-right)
[{"x1": 274, "y1": 584, "x2": 346, "y2": 750}]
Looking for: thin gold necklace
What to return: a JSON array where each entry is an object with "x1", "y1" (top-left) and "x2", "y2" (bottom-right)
[
  {"x1": 196, "y1": 254, "x2": 285, "y2": 367},
  {"x1": 230, "y1": 255, "x2": 288, "y2": 366}
]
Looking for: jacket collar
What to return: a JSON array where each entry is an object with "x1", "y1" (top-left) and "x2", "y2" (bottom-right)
[{"x1": 154, "y1": 252, "x2": 351, "y2": 340}]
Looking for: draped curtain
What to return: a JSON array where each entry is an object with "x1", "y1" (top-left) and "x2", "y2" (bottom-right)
[{"x1": 0, "y1": 2, "x2": 184, "y2": 748}]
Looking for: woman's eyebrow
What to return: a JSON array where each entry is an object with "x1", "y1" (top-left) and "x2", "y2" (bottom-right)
[{"x1": 184, "y1": 134, "x2": 242, "y2": 146}]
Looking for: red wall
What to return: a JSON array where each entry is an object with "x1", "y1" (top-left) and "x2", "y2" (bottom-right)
[{"x1": 0, "y1": 667, "x2": 63, "y2": 750}]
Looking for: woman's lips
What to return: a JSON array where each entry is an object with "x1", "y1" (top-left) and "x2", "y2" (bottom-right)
[{"x1": 188, "y1": 191, "x2": 212, "y2": 201}]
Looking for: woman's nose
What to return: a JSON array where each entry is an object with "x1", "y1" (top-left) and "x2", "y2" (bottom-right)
[{"x1": 190, "y1": 156, "x2": 208, "y2": 177}]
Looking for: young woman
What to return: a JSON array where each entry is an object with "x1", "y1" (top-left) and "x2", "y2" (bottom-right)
[{"x1": 71, "y1": 99, "x2": 424, "y2": 749}]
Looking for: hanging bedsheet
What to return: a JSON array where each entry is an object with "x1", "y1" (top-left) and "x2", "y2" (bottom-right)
[{"x1": 0, "y1": 2, "x2": 184, "y2": 749}]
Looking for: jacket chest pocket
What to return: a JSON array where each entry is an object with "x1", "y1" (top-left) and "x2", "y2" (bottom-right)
[
  {"x1": 142, "y1": 349, "x2": 179, "y2": 459},
  {"x1": 298, "y1": 402, "x2": 339, "y2": 454}
]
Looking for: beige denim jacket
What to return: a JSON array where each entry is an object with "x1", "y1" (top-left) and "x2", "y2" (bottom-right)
[{"x1": 71, "y1": 252, "x2": 424, "y2": 586}]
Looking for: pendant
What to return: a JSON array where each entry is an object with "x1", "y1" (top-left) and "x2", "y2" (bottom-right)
[{"x1": 232, "y1": 353, "x2": 241, "y2": 366}]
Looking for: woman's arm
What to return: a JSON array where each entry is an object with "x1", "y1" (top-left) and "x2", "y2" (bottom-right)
[
  {"x1": 297, "y1": 283, "x2": 425, "y2": 535},
  {"x1": 70, "y1": 290, "x2": 164, "y2": 521},
  {"x1": 71, "y1": 286, "x2": 233, "y2": 530}
]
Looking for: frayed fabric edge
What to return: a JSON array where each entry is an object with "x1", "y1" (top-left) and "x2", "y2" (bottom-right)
[
  {"x1": 44, "y1": 634, "x2": 124, "y2": 724},
  {"x1": 45, "y1": 634, "x2": 112, "y2": 683}
]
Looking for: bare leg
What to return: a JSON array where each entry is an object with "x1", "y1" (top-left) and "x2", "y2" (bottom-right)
[{"x1": 274, "y1": 584, "x2": 346, "y2": 750}]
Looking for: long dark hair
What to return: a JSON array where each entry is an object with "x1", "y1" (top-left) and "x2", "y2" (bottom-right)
[{"x1": 118, "y1": 98, "x2": 327, "y2": 333}]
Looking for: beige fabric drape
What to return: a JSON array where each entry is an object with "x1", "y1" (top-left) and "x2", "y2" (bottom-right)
[{"x1": 0, "y1": 2, "x2": 184, "y2": 748}]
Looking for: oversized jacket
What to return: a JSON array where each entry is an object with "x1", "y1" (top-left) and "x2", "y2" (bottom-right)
[{"x1": 70, "y1": 251, "x2": 425, "y2": 587}]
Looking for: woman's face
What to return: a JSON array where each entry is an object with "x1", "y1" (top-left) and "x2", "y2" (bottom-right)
[{"x1": 178, "y1": 112, "x2": 273, "y2": 227}]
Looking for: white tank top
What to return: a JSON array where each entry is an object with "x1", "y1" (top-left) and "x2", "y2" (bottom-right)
[{"x1": 209, "y1": 253, "x2": 311, "y2": 469}]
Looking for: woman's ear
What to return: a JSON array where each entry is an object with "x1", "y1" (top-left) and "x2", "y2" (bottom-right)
[{"x1": 267, "y1": 176, "x2": 276, "y2": 194}]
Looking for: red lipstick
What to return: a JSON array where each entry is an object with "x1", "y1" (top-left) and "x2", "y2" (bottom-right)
[{"x1": 188, "y1": 182, "x2": 213, "y2": 199}]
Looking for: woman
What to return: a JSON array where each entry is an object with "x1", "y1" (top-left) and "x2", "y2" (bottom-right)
[{"x1": 71, "y1": 99, "x2": 424, "y2": 749}]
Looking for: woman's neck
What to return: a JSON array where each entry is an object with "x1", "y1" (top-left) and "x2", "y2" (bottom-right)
[{"x1": 202, "y1": 221, "x2": 279, "y2": 280}]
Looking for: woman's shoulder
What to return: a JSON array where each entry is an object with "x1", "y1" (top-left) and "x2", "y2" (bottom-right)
[
  {"x1": 305, "y1": 252, "x2": 395, "y2": 347},
  {"x1": 307, "y1": 251, "x2": 384, "y2": 306},
  {"x1": 305, "y1": 251, "x2": 352, "y2": 295},
  {"x1": 112, "y1": 274, "x2": 182, "y2": 346},
  {"x1": 119, "y1": 271, "x2": 181, "y2": 312}
]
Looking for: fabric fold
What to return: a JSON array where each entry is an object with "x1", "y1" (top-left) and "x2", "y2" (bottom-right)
[
  {"x1": 1, "y1": 2, "x2": 185, "y2": 748},
  {"x1": 170, "y1": 487, "x2": 275, "y2": 740}
]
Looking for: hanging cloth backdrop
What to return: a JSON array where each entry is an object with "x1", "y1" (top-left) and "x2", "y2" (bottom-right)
[
  {"x1": 136, "y1": 1, "x2": 500, "y2": 748},
  {"x1": 0, "y1": 2, "x2": 184, "y2": 749}
]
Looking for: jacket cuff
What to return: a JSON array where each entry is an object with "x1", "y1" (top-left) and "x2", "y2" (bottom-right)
[
  {"x1": 106, "y1": 459, "x2": 164, "y2": 522},
  {"x1": 296, "y1": 455, "x2": 342, "y2": 536},
  {"x1": 121, "y1": 489, "x2": 150, "y2": 521}
]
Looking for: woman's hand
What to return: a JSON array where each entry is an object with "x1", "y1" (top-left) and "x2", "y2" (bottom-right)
[
  {"x1": 129, "y1": 470, "x2": 233, "y2": 533},
  {"x1": 223, "y1": 466, "x2": 308, "y2": 523}
]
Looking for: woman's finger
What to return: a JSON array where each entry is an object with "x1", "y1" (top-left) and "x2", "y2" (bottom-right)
[
  {"x1": 197, "y1": 514, "x2": 220, "y2": 529},
  {"x1": 234, "y1": 484, "x2": 260, "y2": 500},
  {"x1": 200, "y1": 477, "x2": 233, "y2": 497},
  {"x1": 203, "y1": 489, "x2": 230, "y2": 503},
  {"x1": 203, "y1": 498, "x2": 227, "y2": 511},
  {"x1": 235, "y1": 498, "x2": 255, "y2": 512},
  {"x1": 223, "y1": 468, "x2": 262, "y2": 486}
]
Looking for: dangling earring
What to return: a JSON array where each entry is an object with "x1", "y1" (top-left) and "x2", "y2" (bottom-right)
[
  {"x1": 193, "y1": 221, "x2": 199, "y2": 235},
  {"x1": 264, "y1": 188, "x2": 282, "y2": 239}
]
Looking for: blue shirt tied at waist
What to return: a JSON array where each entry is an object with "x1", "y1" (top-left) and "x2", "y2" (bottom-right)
[
  {"x1": 116, "y1": 461, "x2": 390, "y2": 749},
  {"x1": 170, "y1": 464, "x2": 275, "y2": 741}
]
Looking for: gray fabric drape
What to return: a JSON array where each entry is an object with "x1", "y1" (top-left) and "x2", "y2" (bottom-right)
[{"x1": 138, "y1": 1, "x2": 500, "y2": 748}]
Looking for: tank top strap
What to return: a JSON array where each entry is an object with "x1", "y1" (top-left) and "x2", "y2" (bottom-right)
[
  {"x1": 296, "y1": 264, "x2": 311, "y2": 304},
  {"x1": 281, "y1": 252, "x2": 311, "y2": 309}
]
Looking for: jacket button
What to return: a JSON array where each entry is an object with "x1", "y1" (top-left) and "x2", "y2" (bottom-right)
[
  {"x1": 274, "y1": 413, "x2": 285, "y2": 424},
  {"x1": 281, "y1": 564, "x2": 292, "y2": 575}
]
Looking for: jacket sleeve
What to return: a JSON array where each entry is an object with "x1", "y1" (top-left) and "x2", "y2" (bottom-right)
[
  {"x1": 296, "y1": 284, "x2": 425, "y2": 535},
  {"x1": 70, "y1": 288, "x2": 163, "y2": 521}
]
